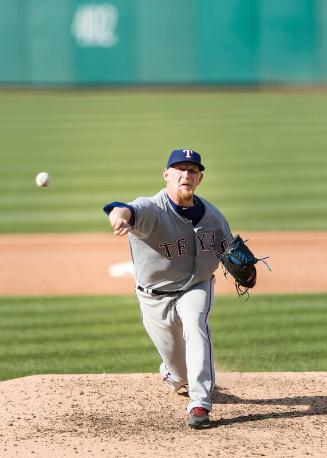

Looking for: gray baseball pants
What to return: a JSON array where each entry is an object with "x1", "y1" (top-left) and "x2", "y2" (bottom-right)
[{"x1": 136, "y1": 277, "x2": 215, "y2": 413}]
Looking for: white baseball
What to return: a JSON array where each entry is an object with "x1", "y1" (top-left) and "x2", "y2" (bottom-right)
[{"x1": 36, "y1": 172, "x2": 50, "y2": 187}]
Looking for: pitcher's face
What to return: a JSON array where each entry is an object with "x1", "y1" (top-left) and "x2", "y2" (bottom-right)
[{"x1": 163, "y1": 162, "x2": 203, "y2": 204}]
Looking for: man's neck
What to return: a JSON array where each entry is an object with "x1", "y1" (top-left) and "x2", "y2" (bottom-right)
[{"x1": 167, "y1": 191, "x2": 195, "y2": 208}]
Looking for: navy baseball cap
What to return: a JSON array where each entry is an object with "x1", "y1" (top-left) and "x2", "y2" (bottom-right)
[{"x1": 167, "y1": 149, "x2": 205, "y2": 171}]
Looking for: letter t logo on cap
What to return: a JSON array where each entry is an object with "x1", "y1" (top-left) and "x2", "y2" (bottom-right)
[{"x1": 183, "y1": 149, "x2": 193, "y2": 158}]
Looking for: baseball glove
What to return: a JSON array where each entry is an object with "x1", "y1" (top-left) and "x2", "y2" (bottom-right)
[{"x1": 220, "y1": 235, "x2": 270, "y2": 297}]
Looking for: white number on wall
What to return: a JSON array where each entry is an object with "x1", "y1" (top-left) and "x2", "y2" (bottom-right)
[{"x1": 71, "y1": 4, "x2": 119, "y2": 47}]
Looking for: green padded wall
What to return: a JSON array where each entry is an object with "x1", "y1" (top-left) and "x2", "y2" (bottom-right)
[{"x1": 0, "y1": 0, "x2": 326, "y2": 84}]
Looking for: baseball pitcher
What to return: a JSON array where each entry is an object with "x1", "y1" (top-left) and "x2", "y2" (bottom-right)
[{"x1": 103, "y1": 149, "x2": 257, "y2": 428}]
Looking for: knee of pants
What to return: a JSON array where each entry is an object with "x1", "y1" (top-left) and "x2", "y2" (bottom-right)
[{"x1": 182, "y1": 315, "x2": 210, "y2": 337}]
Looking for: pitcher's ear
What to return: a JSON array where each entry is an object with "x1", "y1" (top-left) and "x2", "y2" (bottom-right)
[{"x1": 163, "y1": 168, "x2": 169, "y2": 182}]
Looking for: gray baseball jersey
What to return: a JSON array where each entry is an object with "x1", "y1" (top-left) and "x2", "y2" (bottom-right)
[{"x1": 128, "y1": 189, "x2": 233, "y2": 291}]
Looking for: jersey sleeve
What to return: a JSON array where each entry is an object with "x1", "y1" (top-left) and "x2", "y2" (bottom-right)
[
  {"x1": 128, "y1": 197, "x2": 158, "y2": 237},
  {"x1": 222, "y1": 216, "x2": 233, "y2": 242},
  {"x1": 212, "y1": 206, "x2": 234, "y2": 249},
  {"x1": 103, "y1": 202, "x2": 136, "y2": 226}
]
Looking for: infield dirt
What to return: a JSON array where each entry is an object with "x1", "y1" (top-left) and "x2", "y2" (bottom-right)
[
  {"x1": 0, "y1": 372, "x2": 326, "y2": 457},
  {"x1": 1, "y1": 231, "x2": 327, "y2": 296}
]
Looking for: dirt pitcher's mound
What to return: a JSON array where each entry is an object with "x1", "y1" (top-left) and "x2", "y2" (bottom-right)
[{"x1": 0, "y1": 373, "x2": 326, "y2": 457}]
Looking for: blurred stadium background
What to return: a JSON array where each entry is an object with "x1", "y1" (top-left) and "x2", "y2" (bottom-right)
[
  {"x1": 0, "y1": 0, "x2": 326, "y2": 378},
  {"x1": 1, "y1": 0, "x2": 327, "y2": 85}
]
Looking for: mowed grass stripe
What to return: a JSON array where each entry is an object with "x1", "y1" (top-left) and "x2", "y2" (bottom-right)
[
  {"x1": 1, "y1": 91, "x2": 327, "y2": 232},
  {"x1": 0, "y1": 294, "x2": 326, "y2": 381}
]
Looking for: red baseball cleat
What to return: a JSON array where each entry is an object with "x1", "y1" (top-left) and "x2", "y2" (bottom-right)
[{"x1": 188, "y1": 407, "x2": 210, "y2": 428}]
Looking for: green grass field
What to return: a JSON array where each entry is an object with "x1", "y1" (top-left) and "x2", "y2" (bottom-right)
[
  {"x1": 0, "y1": 90, "x2": 326, "y2": 378},
  {"x1": 0, "y1": 90, "x2": 327, "y2": 232},
  {"x1": 0, "y1": 294, "x2": 326, "y2": 382}
]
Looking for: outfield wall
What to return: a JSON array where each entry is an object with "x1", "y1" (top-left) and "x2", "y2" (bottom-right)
[{"x1": 1, "y1": 0, "x2": 327, "y2": 85}]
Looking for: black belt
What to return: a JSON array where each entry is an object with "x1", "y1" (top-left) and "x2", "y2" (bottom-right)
[{"x1": 137, "y1": 285, "x2": 180, "y2": 296}]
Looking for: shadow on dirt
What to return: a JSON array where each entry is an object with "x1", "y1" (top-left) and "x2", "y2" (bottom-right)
[{"x1": 208, "y1": 387, "x2": 327, "y2": 428}]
